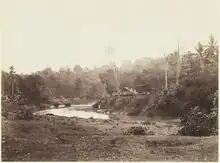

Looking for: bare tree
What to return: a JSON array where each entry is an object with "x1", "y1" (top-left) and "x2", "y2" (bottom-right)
[{"x1": 105, "y1": 45, "x2": 120, "y2": 96}]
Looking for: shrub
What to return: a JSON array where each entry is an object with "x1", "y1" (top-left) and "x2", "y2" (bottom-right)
[
  {"x1": 39, "y1": 104, "x2": 47, "y2": 109},
  {"x1": 147, "y1": 87, "x2": 184, "y2": 117},
  {"x1": 179, "y1": 106, "x2": 218, "y2": 136},
  {"x1": 53, "y1": 103, "x2": 59, "y2": 108},
  {"x1": 15, "y1": 107, "x2": 34, "y2": 120},
  {"x1": 124, "y1": 126, "x2": 146, "y2": 135},
  {"x1": 149, "y1": 73, "x2": 217, "y2": 118},
  {"x1": 64, "y1": 103, "x2": 71, "y2": 107},
  {"x1": 179, "y1": 74, "x2": 217, "y2": 110},
  {"x1": 2, "y1": 110, "x2": 8, "y2": 118},
  {"x1": 127, "y1": 95, "x2": 148, "y2": 116},
  {"x1": 92, "y1": 99, "x2": 103, "y2": 108},
  {"x1": 92, "y1": 101, "x2": 99, "y2": 108},
  {"x1": 109, "y1": 96, "x2": 117, "y2": 106}
]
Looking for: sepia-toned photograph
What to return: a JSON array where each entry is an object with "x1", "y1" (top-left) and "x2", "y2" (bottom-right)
[{"x1": 1, "y1": 0, "x2": 219, "y2": 161}]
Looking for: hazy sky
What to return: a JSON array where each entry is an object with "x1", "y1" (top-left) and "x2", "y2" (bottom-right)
[{"x1": 1, "y1": 0, "x2": 219, "y2": 73}]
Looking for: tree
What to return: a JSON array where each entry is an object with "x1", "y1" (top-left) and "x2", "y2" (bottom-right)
[
  {"x1": 195, "y1": 35, "x2": 218, "y2": 72},
  {"x1": 98, "y1": 69, "x2": 118, "y2": 96},
  {"x1": 1, "y1": 71, "x2": 10, "y2": 101},
  {"x1": 119, "y1": 72, "x2": 135, "y2": 90},
  {"x1": 74, "y1": 78, "x2": 83, "y2": 98},
  {"x1": 195, "y1": 42, "x2": 205, "y2": 72},
  {"x1": 18, "y1": 74, "x2": 49, "y2": 104},
  {"x1": 204, "y1": 35, "x2": 218, "y2": 73},
  {"x1": 205, "y1": 35, "x2": 219, "y2": 56},
  {"x1": 113, "y1": 65, "x2": 121, "y2": 96},
  {"x1": 181, "y1": 52, "x2": 201, "y2": 76},
  {"x1": 167, "y1": 52, "x2": 178, "y2": 68},
  {"x1": 164, "y1": 53, "x2": 169, "y2": 90},
  {"x1": 9, "y1": 66, "x2": 16, "y2": 98},
  {"x1": 74, "y1": 65, "x2": 83, "y2": 74},
  {"x1": 133, "y1": 75, "x2": 148, "y2": 93}
]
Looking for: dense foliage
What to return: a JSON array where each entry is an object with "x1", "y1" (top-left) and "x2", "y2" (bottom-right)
[
  {"x1": 179, "y1": 95, "x2": 218, "y2": 136},
  {"x1": 1, "y1": 65, "x2": 105, "y2": 104}
]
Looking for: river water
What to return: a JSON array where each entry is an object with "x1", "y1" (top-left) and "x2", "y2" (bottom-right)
[{"x1": 34, "y1": 105, "x2": 109, "y2": 120}]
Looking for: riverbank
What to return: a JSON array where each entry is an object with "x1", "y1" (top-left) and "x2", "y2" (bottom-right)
[
  {"x1": 1, "y1": 98, "x2": 96, "y2": 114},
  {"x1": 2, "y1": 112, "x2": 218, "y2": 161},
  {"x1": 96, "y1": 94, "x2": 160, "y2": 117}
]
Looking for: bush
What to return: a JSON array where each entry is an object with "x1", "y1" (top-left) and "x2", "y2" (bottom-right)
[
  {"x1": 149, "y1": 73, "x2": 217, "y2": 118},
  {"x1": 64, "y1": 103, "x2": 71, "y2": 107},
  {"x1": 2, "y1": 110, "x2": 8, "y2": 118},
  {"x1": 109, "y1": 96, "x2": 117, "y2": 106},
  {"x1": 147, "y1": 86, "x2": 184, "y2": 117},
  {"x1": 15, "y1": 107, "x2": 34, "y2": 120},
  {"x1": 53, "y1": 103, "x2": 59, "y2": 108},
  {"x1": 92, "y1": 102, "x2": 99, "y2": 109},
  {"x1": 124, "y1": 126, "x2": 146, "y2": 135},
  {"x1": 179, "y1": 106, "x2": 218, "y2": 136},
  {"x1": 127, "y1": 95, "x2": 148, "y2": 116},
  {"x1": 179, "y1": 74, "x2": 217, "y2": 110},
  {"x1": 39, "y1": 104, "x2": 47, "y2": 109}
]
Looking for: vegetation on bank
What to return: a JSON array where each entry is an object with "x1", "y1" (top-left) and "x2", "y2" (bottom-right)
[{"x1": 96, "y1": 35, "x2": 218, "y2": 136}]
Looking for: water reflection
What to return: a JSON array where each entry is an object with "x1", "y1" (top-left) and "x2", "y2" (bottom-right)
[{"x1": 35, "y1": 107, "x2": 109, "y2": 120}]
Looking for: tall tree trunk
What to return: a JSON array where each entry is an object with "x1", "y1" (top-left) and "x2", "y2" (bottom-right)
[
  {"x1": 12, "y1": 80, "x2": 14, "y2": 98},
  {"x1": 176, "y1": 42, "x2": 180, "y2": 85},
  {"x1": 113, "y1": 66, "x2": 120, "y2": 96},
  {"x1": 102, "y1": 82, "x2": 108, "y2": 98},
  {"x1": 157, "y1": 75, "x2": 160, "y2": 87},
  {"x1": 10, "y1": 77, "x2": 14, "y2": 98},
  {"x1": 164, "y1": 53, "x2": 168, "y2": 90},
  {"x1": 200, "y1": 58, "x2": 205, "y2": 72}
]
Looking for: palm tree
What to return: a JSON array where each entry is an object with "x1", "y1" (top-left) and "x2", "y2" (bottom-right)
[
  {"x1": 205, "y1": 35, "x2": 218, "y2": 59},
  {"x1": 204, "y1": 35, "x2": 219, "y2": 72},
  {"x1": 195, "y1": 42, "x2": 205, "y2": 72},
  {"x1": 195, "y1": 35, "x2": 219, "y2": 72}
]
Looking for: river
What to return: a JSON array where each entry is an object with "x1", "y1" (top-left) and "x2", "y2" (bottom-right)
[{"x1": 34, "y1": 104, "x2": 109, "y2": 120}]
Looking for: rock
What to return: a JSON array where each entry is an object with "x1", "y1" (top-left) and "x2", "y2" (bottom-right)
[{"x1": 46, "y1": 113, "x2": 55, "y2": 116}]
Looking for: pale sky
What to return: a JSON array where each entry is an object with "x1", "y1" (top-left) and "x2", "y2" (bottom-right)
[{"x1": 1, "y1": 0, "x2": 219, "y2": 73}]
